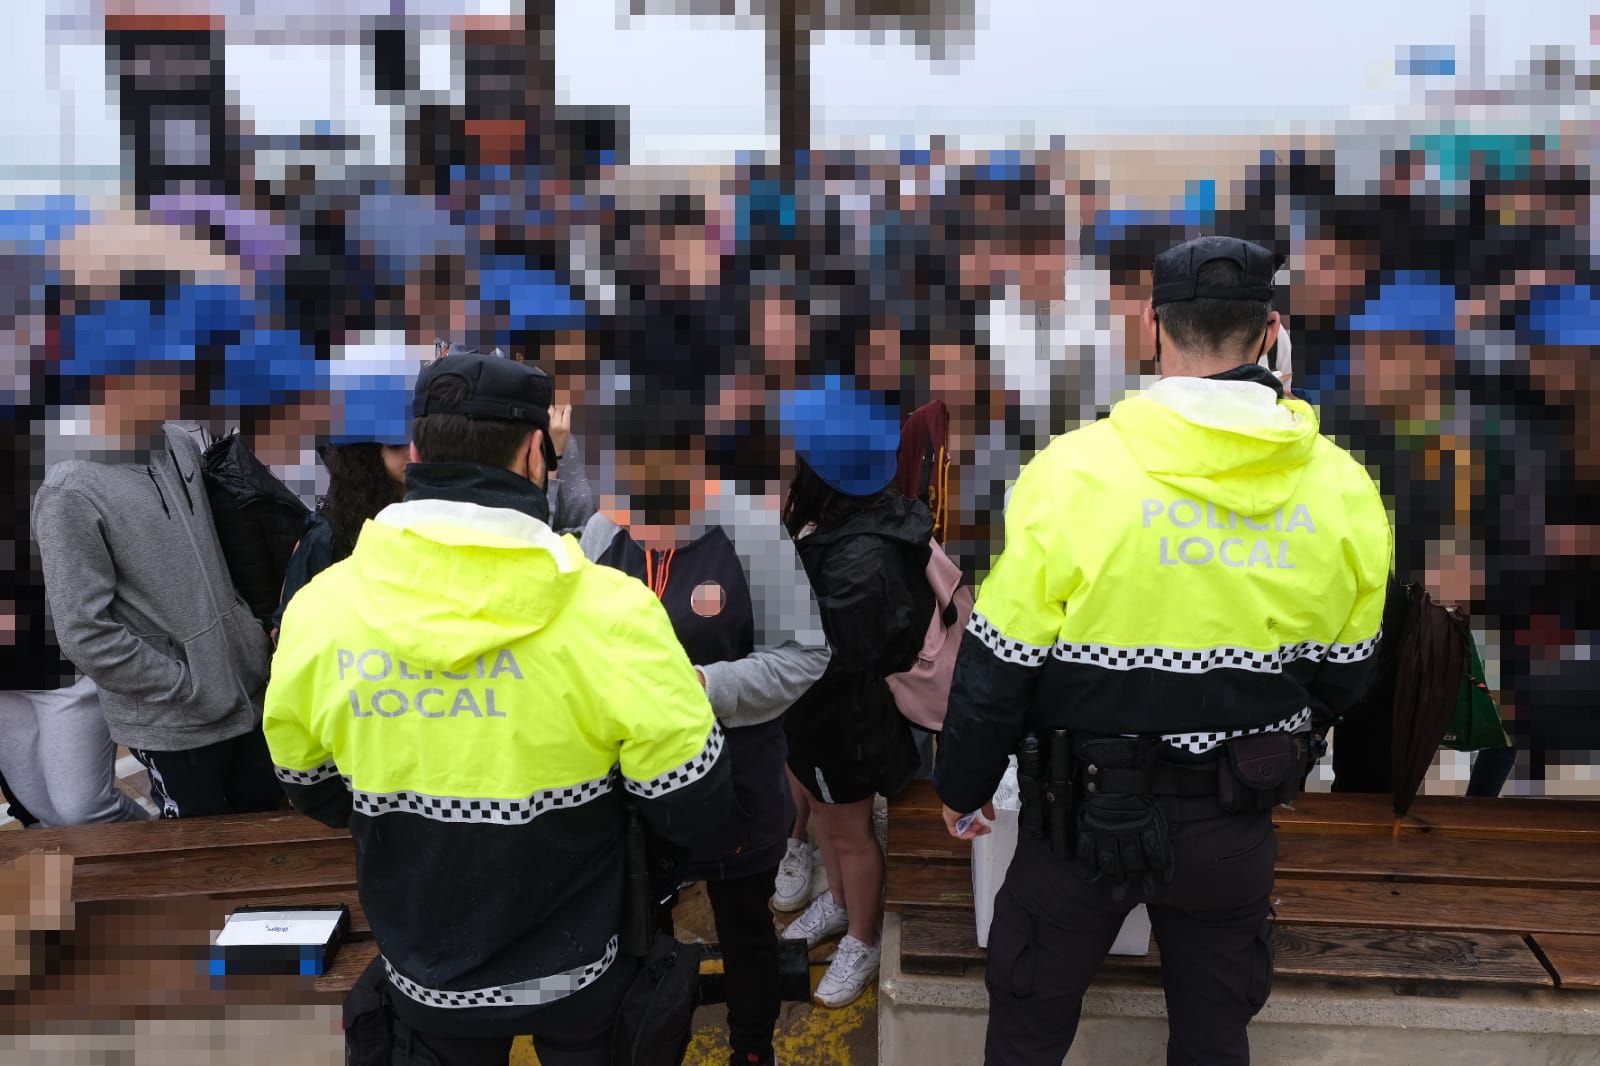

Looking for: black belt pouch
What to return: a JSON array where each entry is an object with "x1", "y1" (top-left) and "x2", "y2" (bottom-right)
[{"x1": 1218, "y1": 732, "x2": 1300, "y2": 813}]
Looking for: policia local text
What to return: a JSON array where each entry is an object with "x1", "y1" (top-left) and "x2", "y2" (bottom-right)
[
  {"x1": 1143, "y1": 499, "x2": 1316, "y2": 569},
  {"x1": 336, "y1": 648, "x2": 524, "y2": 718}
]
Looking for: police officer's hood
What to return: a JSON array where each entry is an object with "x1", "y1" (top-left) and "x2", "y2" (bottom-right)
[
  {"x1": 340, "y1": 492, "x2": 583, "y2": 678},
  {"x1": 1109, "y1": 369, "x2": 1321, "y2": 518}
]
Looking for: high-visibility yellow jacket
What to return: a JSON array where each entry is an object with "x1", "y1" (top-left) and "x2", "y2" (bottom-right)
[
  {"x1": 936, "y1": 374, "x2": 1393, "y2": 814},
  {"x1": 265, "y1": 492, "x2": 729, "y2": 1029}
]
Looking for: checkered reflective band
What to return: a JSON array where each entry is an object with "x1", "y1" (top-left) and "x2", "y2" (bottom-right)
[
  {"x1": 1050, "y1": 629, "x2": 1382, "y2": 674},
  {"x1": 623, "y1": 722, "x2": 726, "y2": 799},
  {"x1": 1324, "y1": 630, "x2": 1383, "y2": 663},
  {"x1": 967, "y1": 613, "x2": 1051, "y2": 667},
  {"x1": 349, "y1": 772, "x2": 615, "y2": 825},
  {"x1": 273, "y1": 759, "x2": 340, "y2": 786},
  {"x1": 384, "y1": 936, "x2": 620, "y2": 1009},
  {"x1": 1161, "y1": 706, "x2": 1313, "y2": 755}
]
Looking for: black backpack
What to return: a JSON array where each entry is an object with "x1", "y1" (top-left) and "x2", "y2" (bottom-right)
[{"x1": 610, "y1": 932, "x2": 703, "y2": 1066}]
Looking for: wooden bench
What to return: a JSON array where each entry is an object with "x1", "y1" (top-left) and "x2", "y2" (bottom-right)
[
  {"x1": 0, "y1": 811, "x2": 365, "y2": 1026},
  {"x1": 885, "y1": 780, "x2": 1600, "y2": 993}
]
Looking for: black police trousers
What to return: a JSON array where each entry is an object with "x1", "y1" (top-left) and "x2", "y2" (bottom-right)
[{"x1": 983, "y1": 795, "x2": 1277, "y2": 1066}]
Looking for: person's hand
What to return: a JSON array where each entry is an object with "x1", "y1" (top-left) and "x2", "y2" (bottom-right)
[
  {"x1": 548, "y1": 404, "x2": 572, "y2": 458},
  {"x1": 694, "y1": 667, "x2": 707, "y2": 692},
  {"x1": 942, "y1": 803, "x2": 995, "y2": 841}
]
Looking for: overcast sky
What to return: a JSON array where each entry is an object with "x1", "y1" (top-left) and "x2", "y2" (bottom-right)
[{"x1": 1, "y1": 0, "x2": 1593, "y2": 173}]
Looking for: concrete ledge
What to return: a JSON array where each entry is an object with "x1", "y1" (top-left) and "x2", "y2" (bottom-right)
[{"x1": 879, "y1": 914, "x2": 1600, "y2": 1066}]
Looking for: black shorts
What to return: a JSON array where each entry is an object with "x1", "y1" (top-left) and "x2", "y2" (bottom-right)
[{"x1": 785, "y1": 696, "x2": 919, "y2": 805}]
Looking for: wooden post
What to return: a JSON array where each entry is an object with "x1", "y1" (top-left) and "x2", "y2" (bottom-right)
[
  {"x1": 524, "y1": 0, "x2": 557, "y2": 169},
  {"x1": 773, "y1": 0, "x2": 811, "y2": 176}
]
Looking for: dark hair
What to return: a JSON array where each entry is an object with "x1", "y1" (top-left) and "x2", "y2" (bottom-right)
[
  {"x1": 658, "y1": 194, "x2": 706, "y2": 231},
  {"x1": 411, "y1": 374, "x2": 535, "y2": 467},
  {"x1": 611, "y1": 383, "x2": 705, "y2": 453},
  {"x1": 1156, "y1": 259, "x2": 1272, "y2": 358},
  {"x1": 319, "y1": 443, "x2": 405, "y2": 561},
  {"x1": 781, "y1": 457, "x2": 885, "y2": 539}
]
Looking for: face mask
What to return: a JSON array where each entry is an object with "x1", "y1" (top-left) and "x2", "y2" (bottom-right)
[
  {"x1": 268, "y1": 451, "x2": 321, "y2": 507},
  {"x1": 627, "y1": 482, "x2": 693, "y2": 526},
  {"x1": 1261, "y1": 322, "x2": 1294, "y2": 393}
]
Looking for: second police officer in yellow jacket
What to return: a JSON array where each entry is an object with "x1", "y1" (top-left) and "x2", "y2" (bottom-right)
[{"x1": 937, "y1": 237, "x2": 1393, "y2": 1066}]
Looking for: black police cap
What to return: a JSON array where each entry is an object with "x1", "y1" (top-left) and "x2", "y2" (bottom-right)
[
  {"x1": 413, "y1": 352, "x2": 554, "y2": 426},
  {"x1": 1151, "y1": 236, "x2": 1283, "y2": 309}
]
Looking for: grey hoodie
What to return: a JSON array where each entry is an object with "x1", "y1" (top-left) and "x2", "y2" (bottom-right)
[
  {"x1": 32, "y1": 423, "x2": 272, "y2": 751},
  {"x1": 547, "y1": 435, "x2": 598, "y2": 533}
]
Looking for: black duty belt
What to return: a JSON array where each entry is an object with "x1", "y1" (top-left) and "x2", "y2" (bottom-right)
[{"x1": 1083, "y1": 759, "x2": 1218, "y2": 798}]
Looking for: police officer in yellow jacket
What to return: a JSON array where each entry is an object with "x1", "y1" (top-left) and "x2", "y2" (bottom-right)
[
  {"x1": 266, "y1": 353, "x2": 732, "y2": 1066},
  {"x1": 936, "y1": 237, "x2": 1392, "y2": 1065}
]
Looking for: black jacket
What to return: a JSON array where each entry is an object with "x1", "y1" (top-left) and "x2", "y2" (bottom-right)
[
  {"x1": 271, "y1": 514, "x2": 335, "y2": 636},
  {"x1": 202, "y1": 434, "x2": 309, "y2": 630},
  {"x1": 2, "y1": 417, "x2": 77, "y2": 691},
  {"x1": 786, "y1": 493, "x2": 934, "y2": 790}
]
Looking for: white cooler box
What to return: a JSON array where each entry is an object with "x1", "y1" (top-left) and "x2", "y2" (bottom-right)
[{"x1": 972, "y1": 759, "x2": 1152, "y2": 955}]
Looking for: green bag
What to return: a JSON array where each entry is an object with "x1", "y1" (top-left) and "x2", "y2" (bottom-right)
[{"x1": 1440, "y1": 632, "x2": 1510, "y2": 752}]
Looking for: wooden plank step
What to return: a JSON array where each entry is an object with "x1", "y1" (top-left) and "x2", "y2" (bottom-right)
[
  {"x1": 0, "y1": 811, "x2": 346, "y2": 866},
  {"x1": 898, "y1": 911, "x2": 986, "y2": 974},
  {"x1": 889, "y1": 780, "x2": 942, "y2": 815},
  {"x1": 897, "y1": 912, "x2": 1553, "y2": 989},
  {"x1": 1277, "y1": 794, "x2": 1600, "y2": 844},
  {"x1": 893, "y1": 778, "x2": 1600, "y2": 844},
  {"x1": 1276, "y1": 834, "x2": 1600, "y2": 890},
  {"x1": 1271, "y1": 878, "x2": 1600, "y2": 937},
  {"x1": 886, "y1": 812, "x2": 966, "y2": 865},
  {"x1": 1271, "y1": 926, "x2": 1552, "y2": 987},
  {"x1": 896, "y1": 907, "x2": 1163, "y2": 977},
  {"x1": 1529, "y1": 934, "x2": 1600, "y2": 991},
  {"x1": 890, "y1": 827, "x2": 1600, "y2": 898},
  {"x1": 893, "y1": 868, "x2": 1600, "y2": 944},
  {"x1": 69, "y1": 838, "x2": 357, "y2": 902},
  {"x1": 885, "y1": 858, "x2": 972, "y2": 913},
  {"x1": 72, "y1": 893, "x2": 370, "y2": 949}
]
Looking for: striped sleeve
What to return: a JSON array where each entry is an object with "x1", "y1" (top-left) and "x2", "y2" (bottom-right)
[
  {"x1": 263, "y1": 598, "x2": 352, "y2": 828},
  {"x1": 597, "y1": 582, "x2": 732, "y2": 846},
  {"x1": 1310, "y1": 474, "x2": 1395, "y2": 721},
  {"x1": 935, "y1": 458, "x2": 1066, "y2": 815}
]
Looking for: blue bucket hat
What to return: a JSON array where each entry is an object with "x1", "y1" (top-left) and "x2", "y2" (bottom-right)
[
  {"x1": 780, "y1": 375, "x2": 900, "y2": 498},
  {"x1": 1346, "y1": 272, "x2": 1457, "y2": 343},
  {"x1": 1518, "y1": 285, "x2": 1600, "y2": 347},
  {"x1": 58, "y1": 284, "x2": 259, "y2": 380},
  {"x1": 57, "y1": 298, "x2": 196, "y2": 379},
  {"x1": 212, "y1": 329, "x2": 325, "y2": 408},
  {"x1": 328, "y1": 345, "x2": 420, "y2": 445},
  {"x1": 475, "y1": 261, "x2": 588, "y2": 331}
]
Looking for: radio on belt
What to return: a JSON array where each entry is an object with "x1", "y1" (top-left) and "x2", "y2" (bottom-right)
[{"x1": 210, "y1": 904, "x2": 350, "y2": 977}]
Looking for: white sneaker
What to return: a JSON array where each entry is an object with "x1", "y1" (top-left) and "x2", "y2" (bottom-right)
[
  {"x1": 771, "y1": 839, "x2": 815, "y2": 912},
  {"x1": 781, "y1": 890, "x2": 849, "y2": 949},
  {"x1": 813, "y1": 934, "x2": 880, "y2": 1008}
]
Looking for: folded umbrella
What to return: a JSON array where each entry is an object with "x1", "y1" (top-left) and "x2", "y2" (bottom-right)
[{"x1": 1388, "y1": 584, "x2": 1471, "y2": 834}]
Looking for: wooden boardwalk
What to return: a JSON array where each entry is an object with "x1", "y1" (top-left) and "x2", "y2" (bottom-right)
[
  {"x1": 3, "y1": 785, "x2": 1597, "y2": 1028},
  {"x1": 885, "y1": 781, "x2": 1600, "y2": 992}
]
